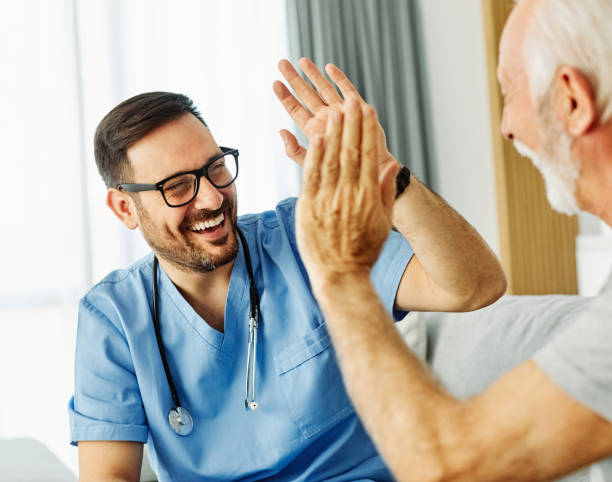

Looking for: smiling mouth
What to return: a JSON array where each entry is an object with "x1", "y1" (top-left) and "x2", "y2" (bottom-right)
[{"x1": 187, "y1": 212, "x2": 225, "y2": 234}]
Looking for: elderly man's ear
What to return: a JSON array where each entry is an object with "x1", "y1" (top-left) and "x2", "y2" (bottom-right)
[
  {"x1": 107, "y1": 188, "x2": 140, "y2": 230},
  {"x1": 554, "y1": 66, "x2": 597, "y2": 137}
]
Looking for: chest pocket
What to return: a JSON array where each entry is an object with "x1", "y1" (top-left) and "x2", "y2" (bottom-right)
[{"x1": 274, "y1": 322, "x2": 355, "y2": 439}]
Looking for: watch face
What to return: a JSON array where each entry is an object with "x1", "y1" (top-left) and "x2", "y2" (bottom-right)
[{"x1": 395, "y1": 166, "x2": 411, "y2": 198}]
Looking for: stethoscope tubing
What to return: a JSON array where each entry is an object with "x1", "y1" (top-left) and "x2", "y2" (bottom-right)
[
  {"x1": 152, "y1": 255, "x2": 182, "y2": 410},
  {"x1": 152, "y1": 225, "x2": 260, "y2": 435}
]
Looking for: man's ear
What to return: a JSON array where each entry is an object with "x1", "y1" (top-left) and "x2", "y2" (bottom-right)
[
  {"x1": 106, "y1": 188, "x2": 140, "y2": 230},
  {"x1": 553, "y1": 66, "x2": 596, "y2": 137}
]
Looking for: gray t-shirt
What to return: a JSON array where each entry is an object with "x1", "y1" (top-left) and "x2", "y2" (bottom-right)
[{"x1": 534, "y1": 270, "x2": 612, "y2": 422}]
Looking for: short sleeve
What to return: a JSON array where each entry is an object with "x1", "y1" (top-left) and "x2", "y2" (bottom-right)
[
  {"x1": 371, "y1": 230, "x2": 415, "y2": 321},
  {"x1": 534, "y1": 273, "x2": 612, "y2": 422},
  {"x1": 269, "y1": 198, "x2": 414, "y2": 321},
  {"x1": 69, "y1": 297, "x2": 149, "y2": 445}
]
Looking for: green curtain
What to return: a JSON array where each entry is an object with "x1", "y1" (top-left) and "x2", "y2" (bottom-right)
[{"x1": 285, "y1": 0, "x2": 435, "y2": 185}]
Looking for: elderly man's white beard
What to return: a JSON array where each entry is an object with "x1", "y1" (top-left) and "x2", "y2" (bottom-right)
[{"x1": 513, "y1": 136, "x2": 580, "y2": 216}]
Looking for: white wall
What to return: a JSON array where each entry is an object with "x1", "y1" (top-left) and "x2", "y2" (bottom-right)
[
  {"x1": 0, "y1": 1, "x2": 292, "y2": 477},
  {"x1": 416, "y1": 0, "x2": 500, "y2": 256}
]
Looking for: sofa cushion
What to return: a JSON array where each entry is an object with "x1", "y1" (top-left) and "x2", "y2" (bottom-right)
[{"x1": 0, "y1": 438, "x2": 77, "y2": 481}]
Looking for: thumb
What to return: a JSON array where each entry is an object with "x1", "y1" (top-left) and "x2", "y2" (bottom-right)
[
  {"x1": 379, "y1": 162, "x2": 401, "y2": 217},
  {"x1": 279, "y1": 129, "x2": 306, "y2": 167}
]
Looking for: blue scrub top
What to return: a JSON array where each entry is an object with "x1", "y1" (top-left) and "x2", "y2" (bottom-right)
[{"x1": 69, "y1": 198, "x2": 414, "y2": 481}]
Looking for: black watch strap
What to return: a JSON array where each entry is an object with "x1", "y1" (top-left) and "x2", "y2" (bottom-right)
[{"x1": 395, "y1": 166, "x2": 411, "y2": 199}]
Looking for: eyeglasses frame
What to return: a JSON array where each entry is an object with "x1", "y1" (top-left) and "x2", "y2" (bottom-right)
[{"x1": 116, "y1": 146, "x2": 239, "y2": 208}]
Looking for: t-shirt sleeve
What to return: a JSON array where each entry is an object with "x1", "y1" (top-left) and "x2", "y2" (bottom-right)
[
  {"x1": 371, "y1": 230, "x2": 415, "y2": 321},
  {"x1": 533, "y1": 273, "x2": 612, "y2": 423},
  {"x1": 69, "y1": 297, "x2": 149, "y2": 445}
]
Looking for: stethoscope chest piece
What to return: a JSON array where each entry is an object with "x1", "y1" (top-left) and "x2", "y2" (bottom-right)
[
  {"x1": 168, "y1": 406, "x2": 193, "y2": 436},
  {"x1": 153, "y1": 226, "x2": 261, "y2": 436}
]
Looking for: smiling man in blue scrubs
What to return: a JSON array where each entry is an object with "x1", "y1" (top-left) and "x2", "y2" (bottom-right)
[{"x1": 70, "y1": 61, "x2": 506, "y2": 481}]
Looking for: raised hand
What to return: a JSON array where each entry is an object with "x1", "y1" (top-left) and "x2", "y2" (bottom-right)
[
  {"x1": 295, "y1": 97, "x2": 400, "y2": 286},
  {"x1": 273, "y1": 58, "x2": 396, "y2": 173}
]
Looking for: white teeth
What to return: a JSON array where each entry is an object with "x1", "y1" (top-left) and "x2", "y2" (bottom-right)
[{"x1": 190, "y1": 213, "x2": 224, "y2": 232}]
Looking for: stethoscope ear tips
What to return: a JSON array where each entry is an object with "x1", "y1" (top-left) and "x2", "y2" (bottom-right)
[
  {"x1": 169, "y1": 406, "x2": 194, "y2": 436},
  {"x1": 244, "y1": 400, "x2": 258, "y2": 410}
]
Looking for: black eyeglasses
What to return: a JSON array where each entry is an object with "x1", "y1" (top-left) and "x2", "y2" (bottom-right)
[{"x1": 117, "y1": 146, "x2": 239, "y2": 208}]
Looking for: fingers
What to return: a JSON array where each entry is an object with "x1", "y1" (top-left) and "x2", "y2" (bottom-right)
[
  {"x1": 339, "y1": 97, "x2": 362, "y2": 186},
  {"x1": 279, "y1": 129, "x2": 306, "y2": 166},
  {"x1": 302, "y1": 135, "x2": 324, "y2": 199},
  {"x1": 278, "y1": 59, "x2": 326, "y2": 115},
  {"x1": 273, "y1": 80, "x2": 312, "y2": 130},
  {"x1": 321, "y1": 109, "x2": 343, "y2": 191},
  {"x1": 360, "y1": 104, "x2": 380, "y2": 194},
  {"x1": 325, "y1": 63, "x2": 365, "y2": 103},
  {"x1": 298, "y1": 57, "x2": 344, "y2": 106}
]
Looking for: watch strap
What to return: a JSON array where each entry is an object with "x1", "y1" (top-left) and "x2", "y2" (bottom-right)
[{"x1": 395, "y1": 166, "x2": 411, "y2": 199}]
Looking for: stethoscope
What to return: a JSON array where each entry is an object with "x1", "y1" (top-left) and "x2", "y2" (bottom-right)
[{"x1": 152, "y1": 226, "x2": 260, "y2": 436}]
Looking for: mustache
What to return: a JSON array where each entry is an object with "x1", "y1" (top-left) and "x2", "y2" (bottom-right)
[{"x1": 181, "y1": 198, "x2": 233, "y2": 228}]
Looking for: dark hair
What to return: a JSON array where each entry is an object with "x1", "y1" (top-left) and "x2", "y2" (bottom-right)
[{"x1": 94, "y1": 92, "x2": 207, "y2": 188}]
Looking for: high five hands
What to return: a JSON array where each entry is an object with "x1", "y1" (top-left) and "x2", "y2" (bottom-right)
[
  {"x1": 273, "y1": 58, "x2": 398, "y2": 177},
  {"x1": 273, "y1": 58, "x2": 400, "y2": 283},
  {"x1": 292, "y1": 97, "x2": 401, "y2": 286}
]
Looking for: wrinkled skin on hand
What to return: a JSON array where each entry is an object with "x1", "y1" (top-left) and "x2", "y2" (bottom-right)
[
  {"x1": 273, "y1": 58, "x2": 396, "y2": 176},
  {"x1": 295, "y1": 99, "x2": 400, "y2": 284}
]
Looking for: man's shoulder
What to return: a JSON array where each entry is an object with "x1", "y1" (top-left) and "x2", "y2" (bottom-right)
[
  {"x1": 238, "y1": 197, "x2": 297, "y2": 228},
  {"x1": 82, "y1": 253, "x2": 153, "y2": 307},
  {"x1": 238, "y1": 197, "x2": 298, "y2": 246},
  {"x1": 237, "y1": 198, "x2": 301, "y2": 271}
]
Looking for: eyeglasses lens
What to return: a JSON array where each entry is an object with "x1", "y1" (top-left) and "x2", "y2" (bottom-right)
[
  {"x1": 163, "y1": 174, "x2": 198, "y2": 206},
  {"x1": 208, "y1": 153, "x2": 237, "y2": 188},
  {"x1": 162, "y1": 153, "x2": 238, "y2": 207}
]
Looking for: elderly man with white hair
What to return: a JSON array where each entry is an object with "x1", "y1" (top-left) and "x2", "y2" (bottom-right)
[{"x1": 287, "y1": 0, "x2": 612, "y2": 480}]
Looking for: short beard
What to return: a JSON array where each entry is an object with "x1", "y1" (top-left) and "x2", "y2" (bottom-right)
[
  {"x1": 136, "y1": 196, "x2": 239, "y2": 273},
  {"x1": 513, "y1": 90, "x2": 581, "y2": 216}
]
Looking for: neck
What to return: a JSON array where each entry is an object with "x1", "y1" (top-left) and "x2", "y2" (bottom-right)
[
  {"x1": 157, "y1": 256, "x2": 235, "y2": 332},
  {"x1": 160, "y1": 257, "x2": 235, "y2": 291},
  {"x1": 574, "y1": 120, "x2": 612, "y2": 226}
]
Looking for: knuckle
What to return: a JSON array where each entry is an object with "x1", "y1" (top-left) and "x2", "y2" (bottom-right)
[
  {"x1": 340, "y1": 146, "x2": 360, "y2": 165},
  {"x1": 322, "y1": 162, "x2": 339, "y2": 180},
  {"x1": 363, "y1": 147, "x2": 377, "y2": 160},
  {"x1": 288, "y1": 103, "x2": 302, "y2": 116}
]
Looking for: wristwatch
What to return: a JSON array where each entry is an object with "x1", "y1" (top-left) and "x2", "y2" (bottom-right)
[{"x1": 395, "y1": 166, "x2": 411, "y2": 199}]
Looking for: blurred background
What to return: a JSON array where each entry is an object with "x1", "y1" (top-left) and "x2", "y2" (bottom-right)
[{"x1": 1, "y1": 0, "x2": 611, "y2": 476}]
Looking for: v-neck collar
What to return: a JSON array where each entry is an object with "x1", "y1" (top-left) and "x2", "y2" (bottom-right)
[{"x1": 156, "y1": 238, "x2": 249, "y2": 357}]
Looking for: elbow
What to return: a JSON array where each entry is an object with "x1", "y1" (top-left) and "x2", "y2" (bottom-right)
[
  {"x1": 470, "y1": 272, "x2": 507, "y2": 311},
  {"x1": 461, "y1": 263, "x2": 507, "y2": 312}
]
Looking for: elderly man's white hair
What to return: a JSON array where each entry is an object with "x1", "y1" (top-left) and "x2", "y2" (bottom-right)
[{"x1": 517, "y1": 0, "x2": 612, "y2": 122}]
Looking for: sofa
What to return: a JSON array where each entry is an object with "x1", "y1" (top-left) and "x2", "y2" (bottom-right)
[{"x1": 402, "y1": 294, "x2": 612, "y2": 482}]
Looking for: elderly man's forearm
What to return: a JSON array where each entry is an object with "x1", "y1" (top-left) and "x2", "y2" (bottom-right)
[
  {"x1": 312, "y1": 274, "x2": 471, "y2": 481},
  {"x1": 393, "y1": 176, "x2": 506, "y2": 310}
]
